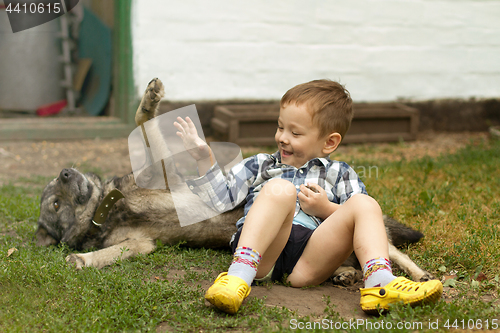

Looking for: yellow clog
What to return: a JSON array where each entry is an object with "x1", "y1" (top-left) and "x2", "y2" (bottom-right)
[
  {"x1": 205, "y1": 272, "x2": 251, "y2": 314},
  {"x1": 360, "y1": 277, "x2": 443, "y2": 315}
]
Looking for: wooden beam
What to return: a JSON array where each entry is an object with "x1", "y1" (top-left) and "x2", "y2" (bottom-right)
[
  {"x1": 0, "y1": 117, "x2": 135, "y2": 141},
  {"x1": 114, "y1": 0, "x2": 137, "y2": 125}
]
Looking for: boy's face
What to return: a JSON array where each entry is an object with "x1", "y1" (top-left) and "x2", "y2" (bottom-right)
[{"x1": 275, "y1": 103, "x2": 337, "y2": 168}]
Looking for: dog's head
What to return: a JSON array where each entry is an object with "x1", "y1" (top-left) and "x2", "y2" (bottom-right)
[{"x1": 35, "y1": 168, "x2": 103, "y2": 248}]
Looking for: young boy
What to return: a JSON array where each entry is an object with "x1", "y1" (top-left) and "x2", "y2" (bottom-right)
[{"x1": 174, "y1": 79, "x2": 442, "y2": 315}]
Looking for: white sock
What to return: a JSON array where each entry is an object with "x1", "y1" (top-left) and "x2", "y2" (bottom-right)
[
  {"x1": 363, "y1": 257, "x2": 397, "y2": 288},
  {"x1": 227, "y1": 246, "x2": 261, "y2": 286}
]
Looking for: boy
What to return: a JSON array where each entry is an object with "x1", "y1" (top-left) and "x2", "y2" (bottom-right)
[{"x1": 174, "y1": 79, "x2": 442, "y2": 315}]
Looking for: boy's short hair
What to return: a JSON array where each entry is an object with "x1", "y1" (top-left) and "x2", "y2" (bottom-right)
[{"x1": 280, "y1": 79, "x2": 353, "y2": 139}]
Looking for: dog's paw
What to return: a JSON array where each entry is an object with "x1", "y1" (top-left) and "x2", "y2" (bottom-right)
[
  {"x1": 418, "y1": 272, "x2": 437, "y2": 282},
  {"x1": 135, "y1": 78, "x2": 165, "y2": 126},
  {"x1": 65, "y1": 254, "x2": 86, "y2": 270},
  {"x1": 331, "y1": 268, "x2": 363, "y2": 286},
  {"x1": 145, "y1": 77, "x2": 165, "y2": 104}
]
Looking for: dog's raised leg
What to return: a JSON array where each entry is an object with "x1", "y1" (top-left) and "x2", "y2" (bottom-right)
[{"x1": 135, "y1": 78, "x2": 165, "y2": 126}]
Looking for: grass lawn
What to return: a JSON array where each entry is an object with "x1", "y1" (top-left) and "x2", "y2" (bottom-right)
[{"x1": 1, "y1": 137, "x2": 499, "y2": 332}]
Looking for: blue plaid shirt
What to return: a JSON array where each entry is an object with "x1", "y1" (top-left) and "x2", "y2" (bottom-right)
[{"x1": 186, "y1": 151, "x2": 367, "y2": 228}]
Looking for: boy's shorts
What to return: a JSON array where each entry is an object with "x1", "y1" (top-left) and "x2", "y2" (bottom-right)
[{"x1": 229, "y1": 224, "x2": 315, "y2": 283}]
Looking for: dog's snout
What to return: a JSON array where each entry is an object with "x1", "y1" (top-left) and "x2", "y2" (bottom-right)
[{"x1": 60, "y1": 168, "x2": 72, "y2": 183}]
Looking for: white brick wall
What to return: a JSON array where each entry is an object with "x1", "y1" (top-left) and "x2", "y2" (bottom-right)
[{"x1": 132, "y1": 0, "x2": 500, "y2": 102}]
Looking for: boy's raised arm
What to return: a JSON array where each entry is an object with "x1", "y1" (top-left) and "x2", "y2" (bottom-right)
[{"x1": 174, "y1": 116, "x2": 214, "y2": 176}]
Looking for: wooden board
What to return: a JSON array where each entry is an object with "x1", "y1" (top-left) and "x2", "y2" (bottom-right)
[
  {"x1": 211, "y1": 103, "x2": 419, "y2": 145},
  {"x1": 0, "y1": 117, "x2": 135, "y2": 141}
]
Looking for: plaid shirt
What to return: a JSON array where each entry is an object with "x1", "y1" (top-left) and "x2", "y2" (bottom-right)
[{"x1": 186, "y1": 151, "x2": 367, "y2": 228}]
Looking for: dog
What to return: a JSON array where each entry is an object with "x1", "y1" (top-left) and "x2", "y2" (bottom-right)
[{"x1": 35, "y1": 78, "x2": 434, "y2": 286}]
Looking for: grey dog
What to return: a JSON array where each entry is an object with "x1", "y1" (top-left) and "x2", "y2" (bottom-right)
[{"x1": 35, "y1": 78, "x2": 434, "y2": 286}]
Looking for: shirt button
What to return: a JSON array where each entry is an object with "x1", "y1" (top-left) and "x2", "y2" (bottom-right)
[
  {"x1": 299, "y1": 169, "x2": 304, "y2": 174},
  {"x1": 189, "y1": 185, "x2": 194, "y2": 190},
  {"x1": 295, "y1": 185, "x2": 300, "y2": 189}
]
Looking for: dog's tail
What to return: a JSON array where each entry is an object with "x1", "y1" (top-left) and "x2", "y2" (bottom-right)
[{"x1": 383, "y1": 215, "x2": 424, "y2": 247}]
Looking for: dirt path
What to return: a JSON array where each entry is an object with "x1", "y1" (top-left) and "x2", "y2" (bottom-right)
[
  {"x1": 0, "y1": 131, "x2": 488, "y2": 186},
  {"x1": 0, "y1": 138, "x2": 132, "y2": 185},
  {"x1": 0, "y1": 131, "x2": 489, "y2": 320}
]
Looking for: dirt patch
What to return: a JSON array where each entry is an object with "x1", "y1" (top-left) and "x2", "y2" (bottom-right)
[
  {"x1": 0, "y1": 131, "x2": 489, "y2": 186},
  {"x1": 247, "y1": 281, "x2": 367, "y2": 320},
  {"x1": 154, "y1": 269, "x2": 367, "y2": 320},
  {"x1": 0, "y1": 138, "x2": 132, "y2": 185}
]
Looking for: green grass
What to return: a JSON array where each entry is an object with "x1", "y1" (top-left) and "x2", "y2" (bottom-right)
[{"x1": 1, "y1": 139, "x2": 500, "y2": 332}]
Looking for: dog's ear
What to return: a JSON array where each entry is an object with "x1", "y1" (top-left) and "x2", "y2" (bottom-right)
[{"x1": 35, "y1": 226, "x2": 58, "y2": 246}]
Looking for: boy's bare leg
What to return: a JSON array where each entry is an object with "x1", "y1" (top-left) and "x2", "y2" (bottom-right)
[
  {"x1": 288, "y1": 193, "x2": 388, "y2": 287},
  {"x1": 288, "y1": 193, "x2": 442, "y2": 315},
  {"x1": 236, "y1": 179, "x2": 297, "y2": 278},
  {"x1": 205, "y1": 179, "x2": 297, "y2": 314}
]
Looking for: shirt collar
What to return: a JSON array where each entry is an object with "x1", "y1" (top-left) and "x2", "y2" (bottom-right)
[{"x1": 272, "y1": 151, "x2": 331, "y2": 168}]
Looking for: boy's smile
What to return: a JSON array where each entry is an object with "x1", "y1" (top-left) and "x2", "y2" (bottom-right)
[{"x1": 275, "y1": 103, "x2": 339, "y2": 168}]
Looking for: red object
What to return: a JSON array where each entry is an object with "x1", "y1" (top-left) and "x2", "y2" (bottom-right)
[{"x1": 36, "y1": 100, "x2": 67, "y2": 117}]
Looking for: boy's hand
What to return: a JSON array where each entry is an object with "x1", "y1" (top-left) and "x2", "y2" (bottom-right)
[
  {"x1": 298, "y1": 183, "x2": 337, "y2": 220},
  {"x1": 174, "y1": 116, "x2": 212, "y2": 161}
]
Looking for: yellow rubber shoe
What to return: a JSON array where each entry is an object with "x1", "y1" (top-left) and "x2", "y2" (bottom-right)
[
  {"x1": 360, "y1": 277, "x2": 443, "y2": 315},
  {"x1": 205, "y1": 272, "x2": 251, "y2": 314}
]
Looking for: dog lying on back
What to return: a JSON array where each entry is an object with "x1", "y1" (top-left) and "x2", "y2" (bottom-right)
[{"x1": 35, "y1": 78, "x2": 434, "y2": 286}]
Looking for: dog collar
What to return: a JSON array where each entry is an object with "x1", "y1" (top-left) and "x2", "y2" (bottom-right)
[{"x1": 92, "y1": 189, "x2": 125, "y2": 227}]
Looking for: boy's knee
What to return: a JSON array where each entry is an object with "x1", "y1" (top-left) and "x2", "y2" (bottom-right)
[
  {"x1": 262, "y1": 179, "x2": 297, "y2": 200},
  {"x1": 350, "y1": 193, "x2": 382, "y2": 214}
]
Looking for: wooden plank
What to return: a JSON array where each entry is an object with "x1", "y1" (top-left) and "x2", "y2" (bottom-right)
[
  {"x1": 211, "y1": 118, "x2": 228, "y2": 134},
  {"x1": 232, "y1": 137, "x2": 277, "y2": 146},
  {"x1": 228, "y1": 119, "x2": 239, "y2": 143},
  {"x1": 353, "y1": 109, "x2": 417, "y2": 118},
  {"x1": 342, "y1": 132, "x2": 414, "y2": 144},
  {"x1": 0, "y1": 117, "x2": 135, "y2": 141},
  {"x1": 0, "y1": 117, "x2": 123, "y2": 126},
  {"x1": 214, "y1": 105, "x2": 279, "y2": 119},
  {"x1": 211, "y1": 102, "x2": 420, "y2": 145},
  {"x1": 239, "y1": 121, "x2": 277, "y2": 139},
  {"x1": 348, "y1": 118, "x2": 411, "y2": 135},
  {"x1": 410, "y1": 112, "x2": 419, "y2": 137},
  {"x1": 114, "y1": 0, "x2": 137, "y2": 124},
  {"x1": 215, "y1": 103, "x2": 418, "y2": 119}
]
